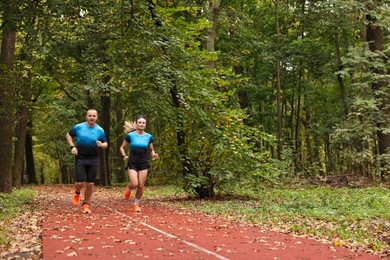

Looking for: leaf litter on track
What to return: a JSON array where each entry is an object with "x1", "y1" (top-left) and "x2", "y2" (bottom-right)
[{"x1": 0, "y1": 185, "x2": 387, "y2": 259}]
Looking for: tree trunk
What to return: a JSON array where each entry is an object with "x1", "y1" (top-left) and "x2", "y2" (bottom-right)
[
  {"x1": 294, "y1": 0, "x2": 305, "y2": 174},
  {"x1": 365, "y1": 3, "x2": 390, "y2": 181},
  {"x1": 99, "y1": 91, "x2": 111, "y2": 186},
  {"x1": 169, "y1": 85, "x2": 195, "y2": 176},
  {"x1": 275, "y1": 0, "x2": 283, "y2": 160},
  {"x1": 115, "y1": 106, "x2": 126, "y2": 183},
  {"x1": 294, "y1": 79, "x2": 302, "y2": 172},
  {"x1": 206, "y1": 1, "x2": 222, "y2": 68},
  {"x1": 334, "y1": 31, "x2": 348, "y2": 117},
  {"x1": 305, "y1": 111, "x2": 313, "y2": 167},
  {"x1": 0, "y1": 0, "x2": 17, "y2": 193},
  {"x1": 68, "y1": 166, "x2": 75, "y2": 184},
  {"x1": 235, "y1": 65, "x2": 249, "y2": 111},
  {"x1": 25, "y1": 120, "x2": 38, "y2": 184},
  {"x1": 313, "y1": 135, "x2": 323, "y2": 175},
  {"x1": 39, "y1": 162, "x2": 45, "y2": 184},
  {"x1": 13, "y1": 86, "x2": 32, "y2": 187},
  {"x1": 324, "y1": 135, "x2": 332, "y2": 176},
  {"x1": 60, "y1": 161, "x2": 68, "y2": 184}
]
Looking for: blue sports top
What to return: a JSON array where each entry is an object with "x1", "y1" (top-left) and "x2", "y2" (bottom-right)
[
  {"x1": 69, "y1": 122, "x2": 106, "y2": 158},
  {"x1": 126, "y1": 131, "x2": 153, "y2": 165}
]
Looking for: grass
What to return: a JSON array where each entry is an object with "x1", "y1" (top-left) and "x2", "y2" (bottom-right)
[
  {"x1": 0, "y1": 188, "x2": 36, "y2": 245},
  {"x1": 146, "y1": 185, "x2": 390, "y2": 255}
]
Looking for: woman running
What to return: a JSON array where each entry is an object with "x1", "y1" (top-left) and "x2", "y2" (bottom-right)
[{"x1": 119, "y1": 115, "x2": 158, "y2": 212}]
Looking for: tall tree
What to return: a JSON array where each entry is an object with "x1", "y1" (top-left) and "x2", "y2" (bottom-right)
[
  {"x1": 113, "y1": 104, "x2": 126, "y2": 183},
  {"x1": 206, "y1": 1, "x2": 222, "y2": 69},
  {"x1": 12, "y1": 21, "x2": 39, "y2": 186},
  {"x1": 25, "y1": 118, "x2": 38, "y2": 184},
  {"x1": 365, "y1": 1, "x2": 390, "y2": 181},
  {"x1": 274, "y1": 0, "x2": 283, "y2": 160},
  {"x1": 0, "y1": 0, "x2": 17, "y2": 193},
  {"x1": 98, "y1": 89, "x2": 111, "y2": 186},
  {"x1": 12, "y1": 75, "x2": 32, "y2": 186}
]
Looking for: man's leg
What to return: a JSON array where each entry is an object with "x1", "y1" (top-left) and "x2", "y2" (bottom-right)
[
  {"x1": 72, "y1": 182, "x2": 84, "y2": 206},
  {"x1": 75, "y1": 182, "x2": 84, "y2": 193},
  {"x1": 83, "y1": 182, "x2": 94, "y2": 204},
  {"x1": 73, "y1": 159, "x2": 86, "y2": 206},
  {"x1": 81, "y1": 158, "x2": 98, "y2": 213}
]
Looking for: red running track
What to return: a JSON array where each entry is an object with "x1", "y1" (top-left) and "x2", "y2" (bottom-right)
[{"x1": 41, "y1": 187, "x2": 380, "y2": 260}]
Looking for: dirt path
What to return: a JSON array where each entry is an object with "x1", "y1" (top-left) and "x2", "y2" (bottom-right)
[{"x1": 31, "y1": 185, "x2": 380, "y2": 260}]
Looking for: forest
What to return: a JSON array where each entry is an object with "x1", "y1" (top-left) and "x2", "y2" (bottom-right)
[{"x1": 1, "y1": 0, "x2": 390, "y2": 198}]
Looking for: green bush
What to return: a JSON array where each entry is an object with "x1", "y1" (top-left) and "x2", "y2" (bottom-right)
[{"x1": 0, "y1": 188, "x2": 36, "y2": 220}]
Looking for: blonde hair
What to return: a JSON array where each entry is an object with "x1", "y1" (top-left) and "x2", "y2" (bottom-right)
[{"x1": 124, "y1": 121, "x2": 136, "y2": 133}]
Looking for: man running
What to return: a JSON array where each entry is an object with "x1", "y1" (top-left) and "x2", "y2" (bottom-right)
[{"x1": 66, "y1": 109, "x2": 108, "y2": 213}]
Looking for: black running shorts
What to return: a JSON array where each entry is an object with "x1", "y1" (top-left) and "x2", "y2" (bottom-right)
[
  {"x1": 128, "y1": 161, "x2": 149, "y2": 172},
  {"x1": 75, "y1": 157, "x2": 98, "y2": 182}
]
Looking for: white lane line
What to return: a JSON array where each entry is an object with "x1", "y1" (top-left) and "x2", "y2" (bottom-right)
[{"x1": 102, "y1": 205, "x2": 230, "y2": 260}]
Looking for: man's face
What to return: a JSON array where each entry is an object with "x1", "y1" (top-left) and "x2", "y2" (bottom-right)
[{"x1": 86, "y1": 110, "x2": 98, "y2": 126}]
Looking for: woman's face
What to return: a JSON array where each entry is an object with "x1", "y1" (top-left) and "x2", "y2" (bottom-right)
[{"x1": 136, "y1": 118, "x2": 146, "y2": 130}]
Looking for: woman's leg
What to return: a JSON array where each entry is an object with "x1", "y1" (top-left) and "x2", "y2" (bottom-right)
[
  {"x1": 134, "y1": 169, "x2": 148, "y2": 200},
  {"x1": 128, "y1": 169, "x2": 139, "y2": 189}
]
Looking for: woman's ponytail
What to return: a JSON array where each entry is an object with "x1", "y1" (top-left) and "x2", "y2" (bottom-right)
[{"x1": 124, "y1": 121, "x2": 136, "y2": 133}]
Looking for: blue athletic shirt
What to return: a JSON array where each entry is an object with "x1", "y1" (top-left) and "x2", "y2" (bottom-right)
[
  {"x1": 126, "y1": 131, "x2": 153, "y2": 165},
  {"x1": 69, "y1": 122, "x2": 106, "y2": 158}
]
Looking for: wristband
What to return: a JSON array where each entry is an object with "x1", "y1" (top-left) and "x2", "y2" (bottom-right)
[{"x1": 70, "y1": 146, "x2": 75, "y2": 150}]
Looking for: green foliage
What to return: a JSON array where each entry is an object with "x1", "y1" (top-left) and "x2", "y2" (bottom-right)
[
  {"x1": 331, "y1": 38, "x2": 390, "y2": 178},
  {"x1": 0, "y1": 188, "x2": 36, "y2": 220},
  {"x1": 8, "y1": 0, "x2": 390, "y2": 193},
  {"x1": 90, "y1": 2, "x2": 282, "y2": 195}
]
